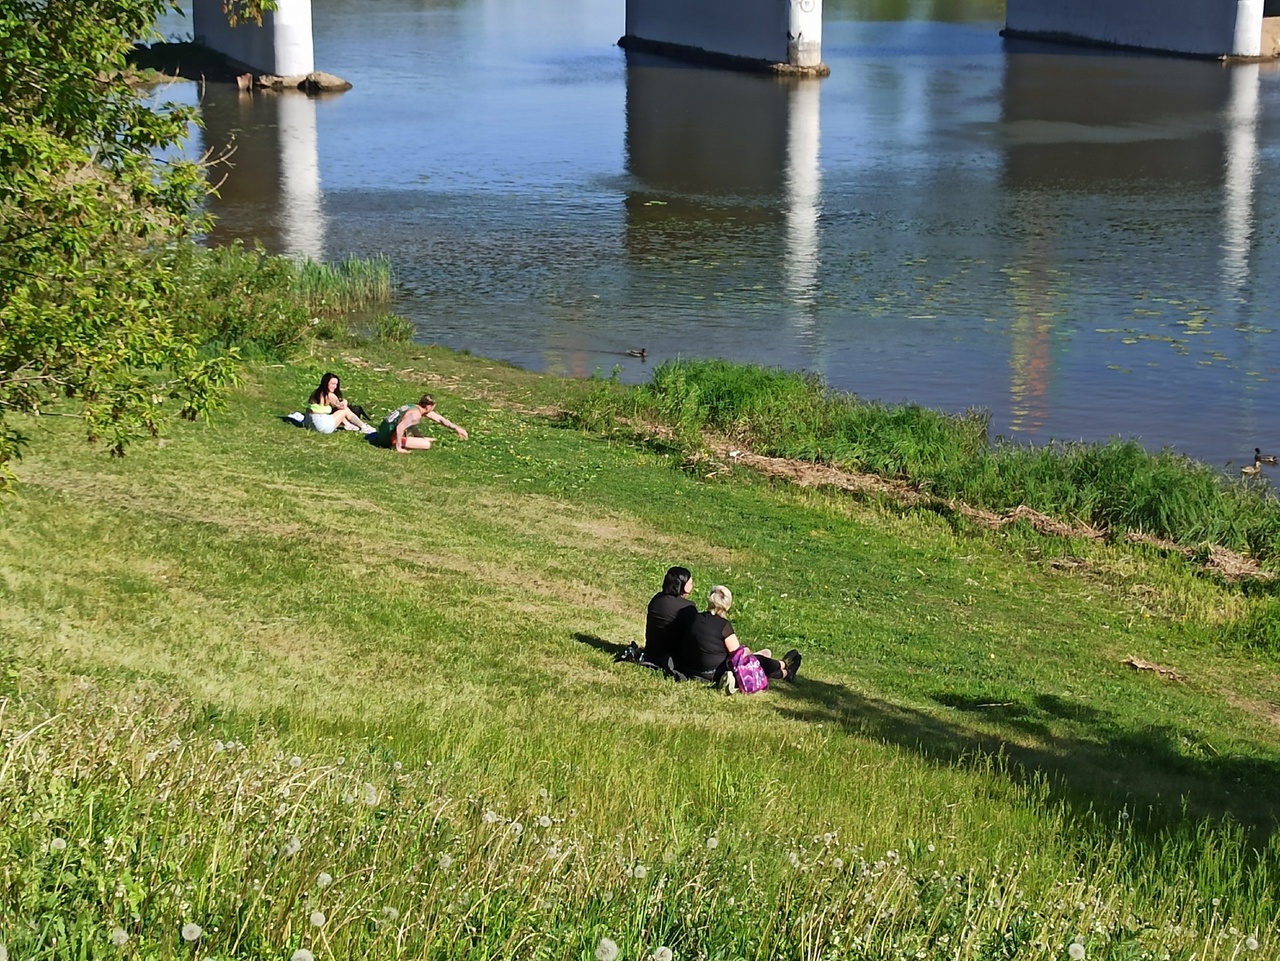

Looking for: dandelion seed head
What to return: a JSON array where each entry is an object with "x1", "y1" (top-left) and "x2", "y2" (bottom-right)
[
  {"x1": 50, "y1": 837, "x2": 67, "y2": 852},
  {"x1": 110, "y1": 927, "x2": 129, "y2": 946},
  {"x1": 393, "y1": 761, "x2": 402, "y2": 771},
  {"x1": 284, "y1": 837, "x2": 302, "y2": 857},
  {"x1": 706, "y1": 836, "x2": 719, "y2": 850},
  {"x1": 539, "y1": 787, "x2": 549, "y2": 798},
  {"x1": 632, "y1": 864, "x2": 648, "y2": 879},
  {"x1": 1212, "y1": 898, "x2": 1221, "y2": 907},
  {"x1": 181, "y1": 922, "x2": 202, "y2": 942},
  {"x1": 538, "y1": 815, "x2": 552, "y2": 828},
  {"x1": 482, "y1": 809, "x2": 499, "y2": 823},
  {"x1": 290, "y1": 755, "x2": 302, "y2": 768},
  {"x1": 510, "y1": 822, "x2": 524, "y2": 836},
  {"x1": 438, "y1": 853, "x2": 454, "y2": 870},
  {"x1": 1068, "y1": 942, "x2": 1085, "y2": 960},
  {"x1": 382, "y1": 906, "x2": 399, "y2": 922},
  {"x1": 336, "y1": 756, "x2": 345, "y2": 765},
  {"x1": 787, "y1": 851, "x2": 801, "y2": 869},
  {"x1": 317, "y1": 872, "x2": 333, "y2": 888},
  {"x1": 362, "y1": 783, "x2": 380, "y2": 806},
  {"x1": 1246, "y1": 937, "x2": 1259, "y2": 951},
  {"x1": 653, "y1": 948, "x2": 674, "y2": 961},
  {"x1": 833, "y1": 858, "x2": 844, "y2": 871},
  {"x1": 291, "y1": 950, "x2": 314, "y2": 961},
  {"x1": 662, "y1": 849, "x2": 675, "y2": 863},
  {"x1": 309, "y1": 910, "x2": 326, "y2": 928},
  {"x1": 595, "y1": 937, "x2": 619, "y2": 961}
]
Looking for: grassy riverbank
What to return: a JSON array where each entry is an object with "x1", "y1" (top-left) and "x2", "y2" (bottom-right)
[{"x1": 3, "y1": 345, "x2": 1280, "y2": 960}]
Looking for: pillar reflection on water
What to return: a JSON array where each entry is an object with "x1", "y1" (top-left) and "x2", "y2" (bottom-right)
[
  {"x1": 1221, "y1": 63, "x2": 1260, "y2": 299},
  {"x1": 998, "y1": 49, "x2": 1261, "y2": 435},
  {"x1": 200, "y1": 90, "x2": 325, "y2": 262},
  {"x1": 622, "y1": 53, "x2": 822, "y2": 345}
]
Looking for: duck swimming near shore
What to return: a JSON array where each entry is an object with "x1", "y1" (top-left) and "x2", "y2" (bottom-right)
[
  {"x1": 1242, "y1": 457, "x2": 1263, "y2": 476},
  {"x1": 626, "y1": 348, "x2": 648, "y2": 359},
  {"x1": 1255, "y1": 448, "x2": 1277, "y2": 465}
]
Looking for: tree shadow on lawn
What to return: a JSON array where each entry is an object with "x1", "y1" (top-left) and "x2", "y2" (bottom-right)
[
  {"x1": 580, "y1": 630, "x2": 1280, "y2": 837},
  {"x1": 772, "y1": 676, "x2": 1280, "y2": 841}
]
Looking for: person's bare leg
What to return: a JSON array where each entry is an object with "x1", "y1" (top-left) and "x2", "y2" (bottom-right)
[
  {"x1": 398, "y1": 436, "x2": 434, "y2": 451},
  {"x1": 334, "y1": 408, "x2": 372, "y2": 432}
]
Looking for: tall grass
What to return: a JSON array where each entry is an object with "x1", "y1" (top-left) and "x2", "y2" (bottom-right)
[
  {"x1": 577, "y1": 359, "x2": 1280, "y2": 567},
  {"x1": 296, "y1": 254, "x2": 393, "y2": 318},
  {"x1": 164, "y1": 243, "x2": 398, "y2": 358},
  {"x1": 1, "y1": 692, "x2": 1274, "y2": 961}
]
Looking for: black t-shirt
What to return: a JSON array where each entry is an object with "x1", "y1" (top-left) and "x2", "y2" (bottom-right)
[
  {"x1": 675, "y1": 610, "x2": 734, "y2": 679},
  {"x1": 644, "y1": 592, "x2": 695, "y2": 667}
]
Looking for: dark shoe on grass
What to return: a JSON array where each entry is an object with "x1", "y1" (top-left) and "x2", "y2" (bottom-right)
[{"x1": 783, "y1": 649, "x2": 801, "y2": 683}]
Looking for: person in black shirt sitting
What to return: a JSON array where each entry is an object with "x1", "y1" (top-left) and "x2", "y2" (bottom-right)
[
  {"x1": 674, "y1": 585, "x2": 800, "y2": 686},
  {"x1": 642, "y1": 566, "x2": 697, "y2": 672}
]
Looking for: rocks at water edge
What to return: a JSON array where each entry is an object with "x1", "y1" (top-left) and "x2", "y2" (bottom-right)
[{"x1": 257, "y1": 71, "x2": 353, "y2": 93}]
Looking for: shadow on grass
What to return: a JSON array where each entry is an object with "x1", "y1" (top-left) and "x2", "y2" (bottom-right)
[
  {"x1": 582, "y1": 628, "x2": 1280, "y2": 836},
  {"x1": 771, "y1": 674, "x2": 1280, "y2": 840},
  {"x1": 573, "y1": 632, "x2": 632, "y2": 659}
]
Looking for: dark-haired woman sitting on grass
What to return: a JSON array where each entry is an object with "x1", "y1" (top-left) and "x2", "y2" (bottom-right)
[
  {"x1": 673, "y1": 585, "x2": 800, "y2": 687},
  {"x1": 371, "y1": 394, "x2": 468, "y2": 452},
  {"x1": 306, "y1": 372, "x2": 374, "y2": 434},
  {"x1": 642, "y1": 566, "x2": 696, "y2": 671}
]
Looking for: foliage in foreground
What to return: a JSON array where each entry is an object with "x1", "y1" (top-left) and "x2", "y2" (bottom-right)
[
  {"x1": 573, "y1": 359, "x2": 1280, "y2": 567},
  {"x1": 0, "y1": 0, "x2": 237, "y2": 491},
  {"x1": 0, "y1": 693, "x2": 1273, "y2": 961}
]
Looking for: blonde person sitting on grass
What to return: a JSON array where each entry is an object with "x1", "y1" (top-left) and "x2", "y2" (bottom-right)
[
  {"x1": 673, "y1": 585, "x2": 800, "y2": 688},
  {"x1": 307, "y1": 372, "x2": 374, "y2": 434},
  {"x1": 372, "y1": 394, "x2": 468, "y2": 453}
]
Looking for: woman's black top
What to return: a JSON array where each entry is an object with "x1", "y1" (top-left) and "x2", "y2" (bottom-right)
[
  {"x1": 675, "y1": 610, "x2": 734, "y2": 680},
  {"x1": 644, "y1": 593, "x2": 695, "y2": 667}
]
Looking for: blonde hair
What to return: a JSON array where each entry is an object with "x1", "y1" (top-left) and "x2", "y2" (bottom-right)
[{"x1": 708, "y1": 585, "x2": 732, "y2": 616}]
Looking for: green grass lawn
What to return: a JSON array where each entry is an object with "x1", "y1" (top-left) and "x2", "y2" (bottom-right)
[{"x1": 2, "y1": 345, "x2": 1278, "y2": 960}]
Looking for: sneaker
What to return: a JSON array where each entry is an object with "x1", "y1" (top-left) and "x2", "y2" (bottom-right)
[
  {"x1": 717, "y1": 671, "x2": 738, "y2": 696},
  {"x1": 782, "y1": 649, "x2": 801, "y2": 683}
]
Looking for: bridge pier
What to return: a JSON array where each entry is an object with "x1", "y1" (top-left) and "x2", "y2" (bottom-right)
[
  {"x1": 1004, "y1": 0, "x2": 1273, "y2": 59},
  {"x1": 191, "y1": 0, "x2": 314, "y2": 76},
  {"x1": 621, "y1": 0, "x2": 827, "y2": 76}
]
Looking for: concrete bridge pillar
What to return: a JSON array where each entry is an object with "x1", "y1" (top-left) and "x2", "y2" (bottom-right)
[
  {"x1": 1004, "y1": 0, "x2": 1267, "y2": 59},
  {"x1": 191, "y1": 0, "x2": 315, "y2": 76},
  {"x1": 621, "y1": 0, "x2": 827, "y2": 76}
]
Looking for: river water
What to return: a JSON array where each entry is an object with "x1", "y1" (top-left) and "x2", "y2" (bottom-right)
[{"x1": 158, "y1": 0, "x2": 1280, "y2": 468}]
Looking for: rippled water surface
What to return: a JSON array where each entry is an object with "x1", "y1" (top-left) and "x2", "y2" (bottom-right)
[{"x1": 161, "y1": 0, "x2": 1280, "y2": 466}]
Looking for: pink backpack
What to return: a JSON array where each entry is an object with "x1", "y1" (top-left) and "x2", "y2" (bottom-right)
[{"x1": 730, "y1": 647, "x2": 769, "y2": 694}]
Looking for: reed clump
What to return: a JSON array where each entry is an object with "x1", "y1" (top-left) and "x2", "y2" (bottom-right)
[
  {"x1": 165, "y1": 243, "x2": 398, "y2": 358},
  {"x1": 576, "y1": 359, "x2": 1280, "y2": 566}
]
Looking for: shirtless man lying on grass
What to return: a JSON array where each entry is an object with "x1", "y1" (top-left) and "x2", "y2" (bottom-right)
[{"x1": 371, "y1": 394, "x2": 468, "y2": 452}]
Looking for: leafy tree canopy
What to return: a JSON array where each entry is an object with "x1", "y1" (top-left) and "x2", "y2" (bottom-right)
[{"x1": 0, "y1": 0, "x2": 254, "y2": 493}]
